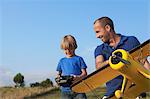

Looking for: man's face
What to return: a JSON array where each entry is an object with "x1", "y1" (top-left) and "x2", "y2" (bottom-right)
[{"x1": 94, "y1": 21, "x2": 110, "y2": 43}]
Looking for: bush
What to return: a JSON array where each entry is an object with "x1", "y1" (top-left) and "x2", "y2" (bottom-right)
[{"x1": 30, "y1": 78, "x2": 53, "y2": 88}]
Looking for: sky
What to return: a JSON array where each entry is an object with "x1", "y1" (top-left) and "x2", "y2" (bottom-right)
[{"x1": 0, "y1": 0, "x2": 150, "y2": 86}]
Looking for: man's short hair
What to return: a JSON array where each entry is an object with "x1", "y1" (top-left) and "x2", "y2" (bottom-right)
[{"x1": 94, "y1": 16, "x2": 114, "y2": 31}]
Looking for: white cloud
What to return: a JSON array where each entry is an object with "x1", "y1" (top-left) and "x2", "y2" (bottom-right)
[
  {"x1": 23, "y1": 71, "x2": 57, "y2": 86},
  {"x1": 0, "y1": 66, "x2": 56, "y2": 87},
  {"x1": 0, "y1": 66, "x2": 57, "y2": 87},
  {"x1": 0, "y1": 66, "x2": 14, "y2": 87}
]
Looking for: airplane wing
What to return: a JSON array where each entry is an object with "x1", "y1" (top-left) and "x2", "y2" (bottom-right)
[
  {"x1": 130, "y1": 39, "x2": 150, "y2": 58},
  {"x1": 71, "y1": 66, "x2": 120, "y2": 93}
]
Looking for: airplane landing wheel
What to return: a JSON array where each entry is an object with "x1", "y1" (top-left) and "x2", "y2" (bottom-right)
[{"x1": 115, "y1": 90, "x2": 123, "y2": 99}]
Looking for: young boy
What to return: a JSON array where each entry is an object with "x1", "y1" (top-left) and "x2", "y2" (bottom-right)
[{"x1": 56, "y1": 35, "x2": 87, "y2": 99}]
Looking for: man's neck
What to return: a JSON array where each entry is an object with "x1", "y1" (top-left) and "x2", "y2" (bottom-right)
[{"x1": 109, "y1": 33, "x2": 121, "y2": 48}]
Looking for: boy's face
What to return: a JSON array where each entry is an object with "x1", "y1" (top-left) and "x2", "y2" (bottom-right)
[{"x1": 64, "y1": 49, "x2": 75, "y2": 58}]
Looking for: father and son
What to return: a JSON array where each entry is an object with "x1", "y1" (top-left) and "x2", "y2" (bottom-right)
[{"x1": 56, "y1": 16, "x2": 150, "y2": 99}]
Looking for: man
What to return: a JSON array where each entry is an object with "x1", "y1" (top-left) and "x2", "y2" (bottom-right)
[{"x1": 93, "y1": 16, "x2": 149, "y2": 99}]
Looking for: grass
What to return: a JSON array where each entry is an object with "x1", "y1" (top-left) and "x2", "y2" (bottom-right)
[
  {"x1": 0, "y1": 86, "x2": 149, "y2": 99},
  {"x1": 25, "y1": 87, "x2": 106, "y2": 99},
  {"x1": 0, "y1": 86, "x2": 105, "y2": 99},
  {"x1": 24, "y1": 87, "x2": 61, "y2": 99},
  {"x1": 0, "y1": 86, "x2": 56, "y2": 99}
]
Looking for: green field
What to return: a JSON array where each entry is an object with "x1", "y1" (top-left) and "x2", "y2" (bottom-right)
[{"x1": 0, "y1": 87, "x2": 149, "y2": 99}]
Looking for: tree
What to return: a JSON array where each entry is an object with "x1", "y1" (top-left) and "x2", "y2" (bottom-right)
[
  {"x1": 30, "y1": 78, "x2": 53, "y2": 88},
  {"x1": 40, "y1": 78, "x2": 53, "y2": 87},
  {"x1": 13, "y1": 73, "x2": 25, "y2": 87},
  {"x1": 30, "y1": 82, "x2": 40, "y2": 87}
]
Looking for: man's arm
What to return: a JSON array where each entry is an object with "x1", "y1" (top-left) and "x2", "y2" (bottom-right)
[{"x1": 95, "y1": 55, "x2": 109, "y2": 69}]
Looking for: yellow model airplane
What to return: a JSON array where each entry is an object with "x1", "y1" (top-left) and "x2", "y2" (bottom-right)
[{"x1": 71, "y1": 39, "x2": 150, "y2": 98}]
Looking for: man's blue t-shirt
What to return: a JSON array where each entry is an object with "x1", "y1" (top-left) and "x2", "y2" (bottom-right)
[
  {"x1": 56, "y1": 55, "x2": 87, "y2": 92},
  {"x1": 94, "y1": 34, "x2": 140, "y2": 96}
]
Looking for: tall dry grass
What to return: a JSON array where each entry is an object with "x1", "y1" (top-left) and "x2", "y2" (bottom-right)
[
  {"x1": 0, "y1": 86, "x2": 57, "y2": 99},
  {"x1": 0, "y1": 86, "x2": 149, "y2": 99}
]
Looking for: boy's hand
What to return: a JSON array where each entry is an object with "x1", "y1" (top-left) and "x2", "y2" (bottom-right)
[
  {"x1": 73, "y1": 75, "x2": 80, "y2": 81},
  {"x1": 56, "y1": 74, "x2": 61, "y2": 78}
]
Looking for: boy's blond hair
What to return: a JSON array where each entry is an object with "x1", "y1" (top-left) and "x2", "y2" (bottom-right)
[{"x1": 61, "y1": 35, "x2": 77, "y2": 50}]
